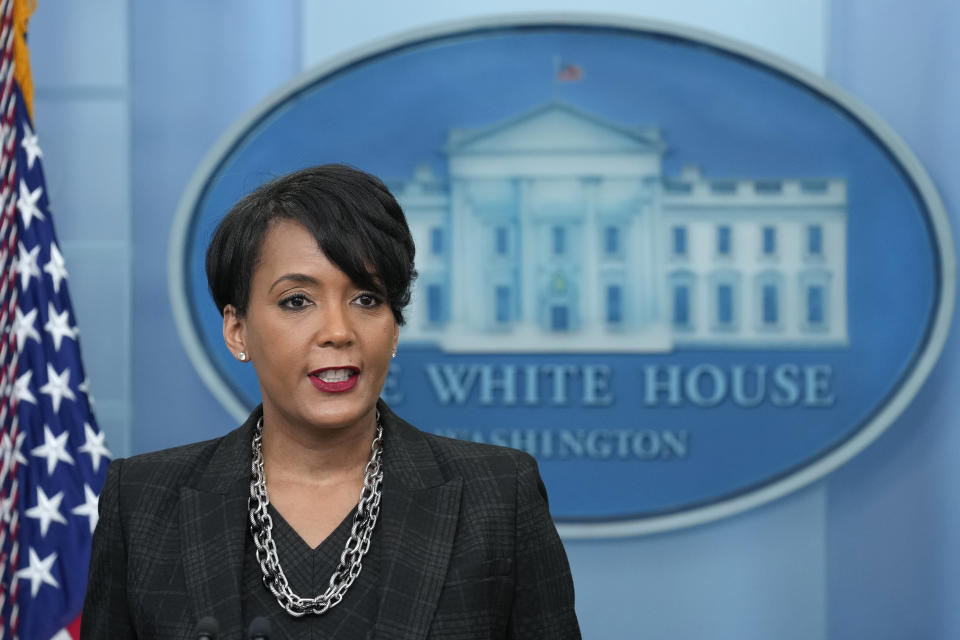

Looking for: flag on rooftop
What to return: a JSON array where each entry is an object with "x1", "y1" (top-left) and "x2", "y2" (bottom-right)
[
  {"x1": 0, "y1": 1, "x2": 110, "y2": 638},
  {"x1": 554, "y1": 58, "x2": 584, "y2": 83}
]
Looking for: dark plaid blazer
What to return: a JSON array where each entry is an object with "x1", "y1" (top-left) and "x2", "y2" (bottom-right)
[{"x1": 81, "y1": 402, "x2": 581, "y2": 639}]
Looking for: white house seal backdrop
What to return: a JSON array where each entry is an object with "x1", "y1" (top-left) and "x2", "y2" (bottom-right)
[{"x1": 169, "y1": 16, "x2": 954, "y2": 537}]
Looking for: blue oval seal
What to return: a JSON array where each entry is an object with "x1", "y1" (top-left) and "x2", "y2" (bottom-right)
[{"x1": 169, "y1": 16, "x2": 955, "y2": 537}]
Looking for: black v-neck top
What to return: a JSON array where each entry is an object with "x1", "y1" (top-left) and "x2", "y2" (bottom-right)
[{"x1": 241, "y1": 504, "x2": 381, "y2": 639}]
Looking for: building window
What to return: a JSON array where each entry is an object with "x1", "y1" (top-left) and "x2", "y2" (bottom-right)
[
  {"x1": 762, "y1": 226, "x2": 776, "y2": 255},
  {"x1": 799, "y1": 268, "x2": 831, "y2": 332},
  {"x1": 427, "y1": 284, "x2": 443, "y2": 324},
  {"x1": 673, "y1": 226, "x2": 687, "y2": 256},
  {"x1": 606, "y1": 285, "x2": 623, "y2": 324},
  {"x1": 669, "y1": 270, "x2": 695, "y2": 330},
  {"x1": 551, "y1": 305, "x2": 569, "y2": 331},
  {"x1": 673, "y1": 284, "x2": 690, "y2": 327},
  {"x1": 709, "y1": 270, "x2": 740, "y2": 331},
  {"x1": 807, "y1": 285, "x2": 825, "y2": 325},
  {"x1": 430, "y1": 227, "x2": 443, "y2": 255},
  {"x1": 495, "y1": 226, "x2": 508, "y2": 255},
  {"x1": 495, "y1": 285, "x2": 510, "y2": 323},
  {"x1": 717, "y1": 225, "x2": 731, "y2": 256},
  {"x1": 762, "y1": 284, "x2": 778, "y2": 325},
  {"x1": 604, "y1": 226, "x2": 619, "y2": 255},
  {"x1": 552, "y1": 226, "x2": 566, "y2": 255},
  {"x1": 755, "y1": 270, "x2": 783, "y2": 330},
  {"x1": 807, "y1": 225, "x2": 823, "y2": 256},
  {"x1": 716, "y1": 284, "x2": 734, "y2": 326}
]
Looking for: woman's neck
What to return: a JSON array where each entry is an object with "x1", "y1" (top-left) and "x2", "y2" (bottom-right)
[{"x1": 259, "y1": 410, "x2": 377, "y2": 488}]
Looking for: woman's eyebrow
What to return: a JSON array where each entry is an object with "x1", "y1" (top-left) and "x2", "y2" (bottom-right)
[{"x1": 268, "y1": 273, "x2": 318, "y2": 293}]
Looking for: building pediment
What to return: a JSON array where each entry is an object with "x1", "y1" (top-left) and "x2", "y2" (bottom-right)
[{"x1": 446, "y1": 101, "x2": 665, "y2": 156}]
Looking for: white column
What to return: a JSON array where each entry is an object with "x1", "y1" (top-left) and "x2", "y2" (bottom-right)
[
  {"x1": 519, "y1": 178, "x2": 537, "y2": 331},
  {"x1": 583, "y1": 178, "x2": 600, "y2": 330},
  {"x1": 634, "y1": 195, "x2": 648, "y2": 327},
  {"x1": 450, "y1": 179, "x2": 471, "y2": 331},
  {"x1": 644, "y1": 178, "x2": 662, "y2": 327}
]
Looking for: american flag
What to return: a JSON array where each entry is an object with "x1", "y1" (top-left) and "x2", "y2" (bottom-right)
[{"x1": 0, "y1": 1, "x2": 109, "y2": 638}]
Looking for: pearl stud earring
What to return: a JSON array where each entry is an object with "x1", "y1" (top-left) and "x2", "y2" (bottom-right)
[{"x1": 238, "y1": 351, "x2": 247, "y2": 361}]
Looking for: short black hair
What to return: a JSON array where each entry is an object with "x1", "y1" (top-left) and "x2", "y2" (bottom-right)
[{"x1": 205, "y1": 164, "x2": 417, "y2": 324}]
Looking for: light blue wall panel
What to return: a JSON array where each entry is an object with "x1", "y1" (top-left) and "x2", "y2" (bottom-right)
[
  {"x1": 57, "y1": 245, "x2": 131, "y2": 402},
  {"x1": 569, "y1": 485, "x2": 826, "y2": 639},
  {"x1": 29, "y1": 0, "x2": 128, "y2": 89},
  {"x1": 32, "y1": 99, "x2": 130, "y2": 244},
  {"x1": 826, "y1": 1, "x2": 960, "y2": 637}
]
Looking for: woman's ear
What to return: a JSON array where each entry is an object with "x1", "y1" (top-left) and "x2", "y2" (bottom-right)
[{"x1": 222, "y1": 304, "x2": 247, "y2": 360}]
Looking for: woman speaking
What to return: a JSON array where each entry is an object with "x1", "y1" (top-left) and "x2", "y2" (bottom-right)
[{"x1": 81, "y1": 165, "x2": 581, "y2": 639}]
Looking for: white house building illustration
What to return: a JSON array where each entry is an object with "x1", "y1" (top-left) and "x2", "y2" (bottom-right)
[{"x1": 392, "y1": 102, "x2": 848, "y2": 352}]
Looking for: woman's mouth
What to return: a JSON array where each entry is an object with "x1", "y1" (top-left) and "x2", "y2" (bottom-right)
[{"x1": 309, "y1": 367, "x2": 359, "y2": 393}]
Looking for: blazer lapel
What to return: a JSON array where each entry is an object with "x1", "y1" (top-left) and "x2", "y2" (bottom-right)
[
  {"x1": 371, "y1": 403, "x2": 463, "y2": 640},
  {"x1": 179, "y1": 410, "x2": 258, "y2": 639}
]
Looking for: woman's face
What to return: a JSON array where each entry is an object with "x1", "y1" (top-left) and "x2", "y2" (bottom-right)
[{"x1": 223, "y1": 219, "x2": 398, "y2": 436}]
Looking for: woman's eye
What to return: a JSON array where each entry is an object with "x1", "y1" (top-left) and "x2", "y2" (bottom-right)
[
  {"x1": 355, "y1": 292, "x2": 382, "y2": 308},
  {"x1": 280, "y1": 294, "x2": 309, "y2": 309}
]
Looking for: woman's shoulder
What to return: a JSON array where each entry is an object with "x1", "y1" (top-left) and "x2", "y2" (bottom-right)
[
  {"x1": 424, "y1": 431, "x2": 549, "y2": 499},
  {"x1": 420, "y1": 429, "x2": 535, "y2": 469},
  {"x1": 382, "y1": 404, "x2": 540, "y2": 489},
  {"x1": 115, "y1": 434, "x2": 226, "y2": 480},
  {"x1": 107, "y1": 414, "x2": 255, "y2": 497}
]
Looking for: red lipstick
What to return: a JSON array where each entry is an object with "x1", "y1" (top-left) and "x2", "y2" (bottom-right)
[{"x1": 309, "y1": 366, "x2": 359, "y2": 393}]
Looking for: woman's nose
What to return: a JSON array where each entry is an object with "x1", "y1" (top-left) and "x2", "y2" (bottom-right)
[{"x1": 316, "y1": 303, "x2": 354, "y2": 346}]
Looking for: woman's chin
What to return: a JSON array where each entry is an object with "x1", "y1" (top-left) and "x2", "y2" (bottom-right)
[{"x1": 297, "y1": 401, "x2": 376, "y2": 433}]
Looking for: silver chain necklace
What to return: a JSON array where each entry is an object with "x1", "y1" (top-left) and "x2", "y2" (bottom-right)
[{"x1": 248, "y1": 413, "x2": 384, "y2": 617}]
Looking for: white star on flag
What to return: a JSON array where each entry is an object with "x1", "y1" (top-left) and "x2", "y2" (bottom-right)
[
  {"x1": 43, "y1": 244, "x2": 69, "y2": 294},
  {"x1": 11, "y1": 430, "x2": 27, "y2": 466},
  {"x1": 0, "y1": 492, "x2": 16, "y2": 524},
  {"x1": 43, "y1": 303, "x2": 77, "y2": 351},
  {"x1": 14, "y1": 548, "x2": 59, "y2": 597},
  {"x1": 20, "y1": 120, "x2": 42, "y2": 169},
  {"x1": 78, "y1": 376, "x2": 94, "y2": 407},
  {"x1": 30, "y1": 425, "x2": 75, "y2": 475},
  {"x1": 78, "y1": 422, "x2": 111, "y2": 472},
  {"x1": 71, "y1": 484, "x2": 99, "y2": 534},
  {"x1": 11, "y1": 307, "x2": 40, "y2": 352},
  {"x1": 0, "y1": 429, "x2": 28, "y2": 471},
  {"x1": 38, "y1": 363, "x2": 76, "y2": 413},
  {"x1": 13, "y1": 369, "x2": 36, "y2": 405},
  {"x1": 16, "y1": 242, "x2": 40, "y2": 292},
  {"x1": 16, "y1": 180, "x2": 44, "y2": 230},
  {"x1": 24, "y1": 487, "x2": 67, "y2": 537}
]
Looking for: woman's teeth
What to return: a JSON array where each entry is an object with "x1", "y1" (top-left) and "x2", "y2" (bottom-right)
[{"x1": 315, "y1": 369, "x2": 354, "y2": 383}]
